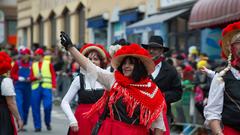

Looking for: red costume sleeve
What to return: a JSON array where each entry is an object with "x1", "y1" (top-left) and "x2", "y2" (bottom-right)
[
  {"x1": 50, "y1": 63, "x2": 56, "y2": 89},
  {"x1": 10, "y1": 61, "x2": 19, "y2": 81}
]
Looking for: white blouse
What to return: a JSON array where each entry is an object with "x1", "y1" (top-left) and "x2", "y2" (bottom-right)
[
  {"x1": 1, "y1": 77, "x2": 16, "y2": 96},
  {"x1": 204, "y1": 67, "x2": 240, "y2": 123},
  {"x1": 61, "y1": 59, "x2": 166, "y2": 131}
]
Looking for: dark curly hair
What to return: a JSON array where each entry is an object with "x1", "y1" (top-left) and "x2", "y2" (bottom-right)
[{"x1": 117, "y1": 56, "x2": 148, "y2": 82}]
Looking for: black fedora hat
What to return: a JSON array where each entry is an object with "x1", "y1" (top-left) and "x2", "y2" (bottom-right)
[{"x1": 142, "y1": 36, "x2": 169, "y2": 52}]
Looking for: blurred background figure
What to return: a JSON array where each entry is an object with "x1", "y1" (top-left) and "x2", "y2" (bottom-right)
[
  {"x1": 10, "y1": 48, "x2": 32, "y2": 131},
  {"x1": 0, "y1": 51, "x2": 23, "y2": 134},
  {"x1": 29, "y1": 48, "x2": 56, "y2": 132}
]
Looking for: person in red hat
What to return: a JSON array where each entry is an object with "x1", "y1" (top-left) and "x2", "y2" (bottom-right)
[
  {"x1": 10, "y1": 48, "x2": 32, "y2": 131},
  {"x1": 60, "y1": 32, "x2": 166, "y2": 135},
  {"x1": 0, "y1": 51, "x2": 23, "y2": 134},
  {"x1": 29, "y1": 48, "x2": 56, "y2": 132},
  {"x1": 61, "y1": 43, "x2": 110, "y2": 135},
  {"x1": 204, "y1": 21, "x2": 240, "y2": 135}
]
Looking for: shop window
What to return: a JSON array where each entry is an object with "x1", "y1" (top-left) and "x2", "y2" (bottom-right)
[
  {"x1": 127, "y1": 33, "x2": 142, "y2": 44},
  {"x1": 94, "y1": 28, "x2": 107, "y2": 46}
]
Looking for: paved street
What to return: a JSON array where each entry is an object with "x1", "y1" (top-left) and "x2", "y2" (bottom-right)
[{"x1": 19, "y1": 105, "x2": 69, "y2": 135}]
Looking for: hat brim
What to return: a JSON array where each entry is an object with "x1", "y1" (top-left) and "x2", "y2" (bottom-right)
[
  {"x1": 141, "y1": 43, "x2": 169, "y2": 52},
  {"x1": 222, "y1": 30, "x2": 240, "y2": 57},
  {"x1": 111, "y1": 54, "x2": 155, "y2": 74},
  {"x1": 81, "y1": 46, "x2": 107, "y2": 63}
]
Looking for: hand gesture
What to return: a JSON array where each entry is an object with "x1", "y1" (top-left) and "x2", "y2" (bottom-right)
[{"x1": 60, "y1": 31, "x2": 74, "y2": 50}]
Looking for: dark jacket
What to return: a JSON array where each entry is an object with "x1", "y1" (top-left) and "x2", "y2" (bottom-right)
[{"x1": 153, "y1": 61, "x2": 182, "y2": 117}]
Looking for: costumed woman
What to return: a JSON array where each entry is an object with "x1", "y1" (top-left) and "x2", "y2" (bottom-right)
[
  {"x1": 0, "y1": 51, "x2": 23, "y2": 135},
  {"x1": 61, "y1": 43, "x2": 110, "y2": 135},
  {"x1": 60, "y1": 31, "x2": 166, "y2": 135},
  {"x1": 204, "y1": 21, "x2": 240, "y2": 135}
]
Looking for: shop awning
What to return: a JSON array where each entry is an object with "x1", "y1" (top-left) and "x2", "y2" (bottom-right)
[
  {"x1": 126, "y1": 9, "x2": 189, "y2": 35},
  {"x1": 189, "y1": 0, "x2": 240, "y2": 29},
  {"x1": 119, "y1": 9, "x2": 139, "y2": 23},
  {"x1": 87, "y1": 16, "x2": 107, "y2": 28}
]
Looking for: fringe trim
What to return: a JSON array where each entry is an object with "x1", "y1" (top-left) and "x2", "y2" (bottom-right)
[
  {"x1": 83, "y1": 82, "x2": 165, "y2": 128},
  {"x1": 109, "y1": 83, "x2": 165, "y2": 128}
]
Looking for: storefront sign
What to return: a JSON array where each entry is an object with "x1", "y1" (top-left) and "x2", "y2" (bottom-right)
[
  {"x1": 160, "y1": 0, "x2": 195, "y2": 8},
  {"x1": 0, "y1": 10, "x2": 5, "y2": 44}
]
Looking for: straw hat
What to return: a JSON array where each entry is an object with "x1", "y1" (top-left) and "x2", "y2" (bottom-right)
[
  {"x1": 221, "y1": 21, "x2": 240, "y2": 58},
  {"x1": 111, "y1": 43, "x2": 155, "y2": 74},
  {"x1": 80, "y1": 43, "x2": 110, "y2": 64}
]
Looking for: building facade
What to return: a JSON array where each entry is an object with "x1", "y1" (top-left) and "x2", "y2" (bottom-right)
[
  {"x1": 189, "y1": 0, "x2": 240, "y2": 59},
  {"x1": 17, "y1": 0, "x2": 86, "y2": 49},
  {"x1": 0, "y1": 0, "x2": 17, "y2": 46},
  {"x1": 17, "y1": 0, "x2": 200, "y2": 52}
]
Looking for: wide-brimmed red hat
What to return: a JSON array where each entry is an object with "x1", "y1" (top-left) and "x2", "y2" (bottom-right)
[
  {"x1": 0, "y1": 51, "x2": 12, "y2": 75},
  {"x1": 221, "y1": 21, "x2": 240, "y2": 58},
  {"x1": 80, "y1": 43, "x2": 110, "y2": 64},
  {"x1": 111, "y1": 43, "x2": 155, "y2": 74}
]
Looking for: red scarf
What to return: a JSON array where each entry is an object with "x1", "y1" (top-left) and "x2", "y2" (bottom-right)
[
  {"x1": 83, "y1": 71, "x2": 166, "y2": 128},
  {"x1": 154, "y1": 57, "x2": 165, "y2": 65}
]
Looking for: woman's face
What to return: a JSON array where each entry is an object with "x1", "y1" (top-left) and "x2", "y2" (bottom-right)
[
  {"x1": 87, "y1": 51, "x2": 101, "y2": 67},
  {"x1": 122, "y1": 58, "x2": 134, "y2": 77},
  {"x1": 231, "y1": 42, "x2": 240, "y2": 59}
]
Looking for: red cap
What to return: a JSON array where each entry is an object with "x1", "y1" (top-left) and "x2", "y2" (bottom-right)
[
  {"x1": 20, "y1": 48, "x2": 31, "y2": 55},
  {"x1": 34, "y1": 48, "x2": 44, "y2": 56}
]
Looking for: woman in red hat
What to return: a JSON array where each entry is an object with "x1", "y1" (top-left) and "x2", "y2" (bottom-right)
[
  {"x1": 0, "y1": 51, "x2": 23, "y2": 135},
  {"x1": 61, "y1": 43, "x2": 110, "y2": 135},
  {"x1": 204, "y1": 21, "x2": 240, "y2": 135},
  {"x1": 60, "y1": 32, "x2": 166, "y2": 135}
]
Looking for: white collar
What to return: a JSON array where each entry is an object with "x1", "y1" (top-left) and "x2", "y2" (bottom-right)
[{"x1": 230, "y1": 67, "x2": 240, "y2": 80}]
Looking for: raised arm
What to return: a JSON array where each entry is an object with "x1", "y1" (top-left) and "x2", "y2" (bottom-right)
[
  {"x1": 59, "y1": 32, "x2": 114, "y2": 89},
  {"x1": 60, "y1": 32, "x2": 89, "y2": 71}
]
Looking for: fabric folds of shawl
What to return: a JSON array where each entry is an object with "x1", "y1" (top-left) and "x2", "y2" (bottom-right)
[{"x1": 83, "y1": 71, "x2": 166, "y2": 128}]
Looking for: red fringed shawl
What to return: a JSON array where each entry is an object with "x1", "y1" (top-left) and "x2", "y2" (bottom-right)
[{"x1": 83, "y1": 71, "x2": 166, "y2": 128}]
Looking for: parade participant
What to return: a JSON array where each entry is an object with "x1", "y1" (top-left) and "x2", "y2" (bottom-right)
[
  {"x1": 204, "y1": 21, "x2": 240, "y2": 135},
  {"x1": 30, "y1": 48, "x2": 56, "y2": 132},
  {"x1": 0, "y1": 51, "x2": 23, "y2": 135},
  {"x1": 142, "y1": 36, "x2": 182, "y2": 134},
  {"x1": 10, "y1": 48, "x2": 32, "y2": 130},
  {"x1": 61, "y1": 43, "x2": 110, "y2": 135},
  {"x1": 60, "y1": 31, "x2": 166, "y2": 135}
]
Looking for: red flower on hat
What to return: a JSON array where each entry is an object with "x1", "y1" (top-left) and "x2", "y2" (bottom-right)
[{"x1": 0, "y1": 51, "x2": 12, "y2": 75}]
